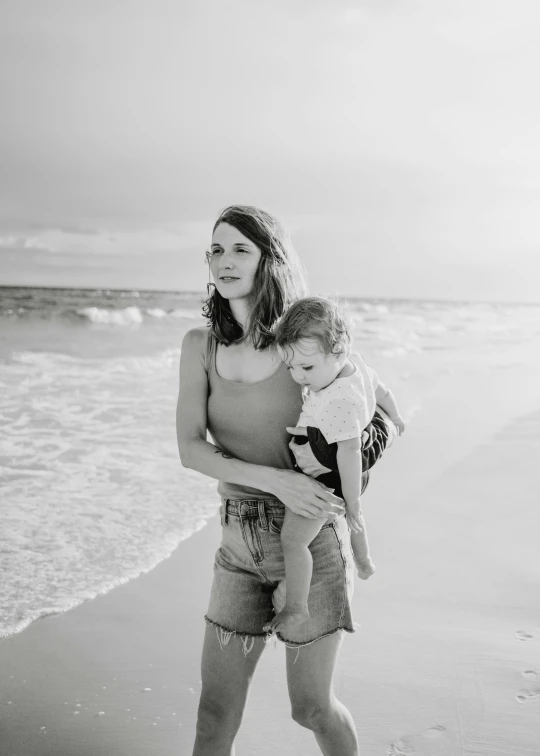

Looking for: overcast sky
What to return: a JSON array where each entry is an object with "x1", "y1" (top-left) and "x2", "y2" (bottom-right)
[{"x1": 1, "y1": 0, "x2": 539, "y2": 301}]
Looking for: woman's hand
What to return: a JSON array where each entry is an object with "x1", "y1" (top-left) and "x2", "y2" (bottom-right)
[
  {"x1": 286, "y1": 425, "x2": 307, "y2": 436},
  {"x1": 270, "y1": 468, "x2": 345, "y2": 519}
]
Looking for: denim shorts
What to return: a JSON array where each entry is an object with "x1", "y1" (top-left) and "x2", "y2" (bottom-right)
[{"x1": 205, "y1": 498, "x2": 356, "y2": 648}]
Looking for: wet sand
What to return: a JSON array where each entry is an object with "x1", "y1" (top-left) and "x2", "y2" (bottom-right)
[{"x1": 2, "y1": 366, "x2": 540, "y2": 755}]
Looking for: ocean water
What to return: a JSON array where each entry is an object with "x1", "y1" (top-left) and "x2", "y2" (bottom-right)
[{"x1": 1, "y1": 286, "x2": 540, "y2": 639}]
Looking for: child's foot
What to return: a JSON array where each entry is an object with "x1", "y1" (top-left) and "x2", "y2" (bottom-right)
[
  {"x1": 355, "y1": 557, "x2": 376, "y2": 580},
  {"x1": 263, "y1": 607, "x2": 309, "y2": 635}
]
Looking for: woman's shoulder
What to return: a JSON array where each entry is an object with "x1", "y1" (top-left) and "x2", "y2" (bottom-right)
[
  {"x1": 181, "y1": 327, "x2": 212, "y2": 366},
  {"x1": 182, "y1": 325, "x2": 210, "y2": 346}
]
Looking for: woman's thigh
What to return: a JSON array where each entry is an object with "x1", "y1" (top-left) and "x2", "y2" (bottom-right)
[
  {"x1": 199, "y1": 623, "x2": 266, "y2": 711},
  {"x1": 286, "y1": 631, "x2": 344, "y2": 709}
]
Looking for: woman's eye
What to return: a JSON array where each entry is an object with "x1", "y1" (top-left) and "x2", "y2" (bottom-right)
[
  {"x1": 304, "y1": 367, "x2": 312, "y2": 372},
  {"x1": 211, "y1": 249, "x2": 223, "y2": 256},
  {"x1": 236, "y1": 248, "x2": 249, "y2": 254}
]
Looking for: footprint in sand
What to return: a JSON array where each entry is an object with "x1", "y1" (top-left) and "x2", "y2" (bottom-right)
[
  {"x1": 516, "y1": 670, "x2": 540, "y2": 703},
  {"x1": 424, "y1": 725, "x2": 447, "y2": 738},
  {"x1": 387, "y1": 738, "x2": 415, "y2": 756},
  {"x1": 515, "y1": 630, "x2": 534, "y2": 641},
  {"x1": 516, "y1": 689, "x2": 540, "y2": 702},
  {"x1": 387, "y1": 725, "x2": 447, "y2": 755}
]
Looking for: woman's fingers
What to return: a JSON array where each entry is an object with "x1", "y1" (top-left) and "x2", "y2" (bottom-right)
[
  {"x1": 274, "y1": 470, "x2": 345, "y2": 517},
  {"x1": 287, "y1": 496, "x2": 340, "y2": 519},
  {"x1": 314, "y1": 484, "x2": 345, "y2": 513},
  {"x1": 315, "y1": 499, "x2": 344, "y2": 516},
  {"x1": 286, "y1": 425, "x2": 308, "y2": 436},
  {"x1": 287, "y1": 500, "x2": 327, "y2": 519},
  {"x1": 300, "y1": 507, "x2": 326, "y2": 520}
]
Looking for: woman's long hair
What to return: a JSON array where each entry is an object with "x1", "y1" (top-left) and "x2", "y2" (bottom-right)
[{"x1": 203, "y1": 205, "x2": 307, "y2": 349}]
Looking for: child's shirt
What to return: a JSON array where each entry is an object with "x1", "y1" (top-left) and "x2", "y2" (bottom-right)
[{"x1": 297, "y1": 353, "x2": 379, "y2": 444}]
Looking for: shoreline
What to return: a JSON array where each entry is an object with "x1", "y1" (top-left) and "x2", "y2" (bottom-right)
[
  {"x1": 2, "y1": 343, "x2": 540, "y2": 755},
  {"x1": 2, "y1": 397, "x2": 540, "y2": 754},
  {"x1": 0, "y1": 517, "x2": 216, "y2": 642},
  {"x1": 4, "y1": 337, "x2": 539, "y2": 646}
]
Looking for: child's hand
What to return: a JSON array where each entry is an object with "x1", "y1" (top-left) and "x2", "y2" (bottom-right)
[
  {"x1": 286, "y1": 426, "x2": 308, "y2": 436},
  {"x1": 346, "y1": 499, "x2": 364, "y2": 534},
  {"x1": 393, "y1": 416, "x2": 406, "y2": 435}
]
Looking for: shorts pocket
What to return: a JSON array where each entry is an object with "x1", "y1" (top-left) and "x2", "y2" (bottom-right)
[
  {"x1": 268, "y1": 515, "x2": 284, "y2": 535},
  {"x1": 219, "y1": 503, "x2": 228, "y2": 527}
]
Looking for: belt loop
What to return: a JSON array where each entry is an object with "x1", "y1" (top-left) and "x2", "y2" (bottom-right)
[
  {"x1": 224, "y1": 498, "x2": 229, "y2": 525},
  {"x1": 258, "y1": 501, "x2": 268, "y2": 530}
]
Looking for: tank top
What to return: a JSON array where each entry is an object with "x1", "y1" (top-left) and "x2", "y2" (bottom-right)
[{"x1": 205, "y1": 331, "x2": 303, "y2": 499}]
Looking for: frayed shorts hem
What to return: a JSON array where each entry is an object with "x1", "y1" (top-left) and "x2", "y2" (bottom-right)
[
  {"x1": 204, "y1": 614, "x2": 356, "y2": 653},
  {"x1": 277, "y1": 625, "x2": 355, "y2": 647},
  {"x1": 204, "y1": 614, "x2": 269, "y2": 639}
]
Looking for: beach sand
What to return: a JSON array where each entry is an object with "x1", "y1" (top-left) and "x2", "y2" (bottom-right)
[{"x1": 2, "y1": 361, "x2": 540, "y2": 756}]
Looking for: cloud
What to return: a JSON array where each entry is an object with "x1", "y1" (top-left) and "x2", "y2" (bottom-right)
[
  {"x1": 0, "y1": 235, "x2": 54, "y2": 253},
  {"x1": 1, "y1": 0, "x2": 539, "y2": 301},
  {"x1": 28, "y1": 222, "x2": 102, "y2": 236}
]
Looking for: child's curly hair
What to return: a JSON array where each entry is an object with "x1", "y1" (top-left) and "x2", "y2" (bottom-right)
[{"x1": 273, "y1": 296, "x2": 352, "y2": 358}]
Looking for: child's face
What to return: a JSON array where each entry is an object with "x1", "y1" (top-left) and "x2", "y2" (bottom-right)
[{"x1": 277, "y1": 338, "x2": 346, "y2": 392}]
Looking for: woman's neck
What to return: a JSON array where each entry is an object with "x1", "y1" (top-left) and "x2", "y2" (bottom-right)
[{"x1": 229, "y1": 298, "x2": 251, "y2": 331}]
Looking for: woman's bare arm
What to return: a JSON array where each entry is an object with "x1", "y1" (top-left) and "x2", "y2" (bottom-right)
[{"x1": 176, "y1": 328, "x2": 344, "y2": 519}]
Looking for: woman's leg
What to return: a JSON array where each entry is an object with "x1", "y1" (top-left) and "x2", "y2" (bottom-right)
[
  {"x1": 193, "y1": 624, "x2": 266, "y2": 756},
  {"x1": 287, "y1": 632, "x2": 359, "y2": 756},
  {"x1": 263, "y1": 509, "x2": 327, "y2": 635}
]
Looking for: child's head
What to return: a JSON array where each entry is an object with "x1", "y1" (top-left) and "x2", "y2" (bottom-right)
[{"x1": 274, "y1": 297, "x2": 352, "y2": 392}]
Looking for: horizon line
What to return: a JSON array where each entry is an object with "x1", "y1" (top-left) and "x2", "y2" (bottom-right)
[{"x1": 1, "y1": 283, "x2": 539, "y2": 308}]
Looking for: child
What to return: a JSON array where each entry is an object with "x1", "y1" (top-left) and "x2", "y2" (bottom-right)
[{"x1": 263, "y1": 297, "x2": 405, "y2": 636}]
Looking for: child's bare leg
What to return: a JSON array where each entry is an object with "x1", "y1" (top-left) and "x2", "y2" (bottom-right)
[
  {"x1": 263, "y1": 510, "x2": 326, "y2": 635},
  {"x1": 350, "y1": 514, "x2": 376, "y2": 579}
]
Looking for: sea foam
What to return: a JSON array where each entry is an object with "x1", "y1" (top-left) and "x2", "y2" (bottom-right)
[
  {"x1": 78, "y1": 306, "x2": 144, "y2": 325},
  {"x1": 3, "y1": 288, "x2": 540, "y2": 639},
  {"x1": 0, "y1": 346, "x2": 218, "y2": 639}
]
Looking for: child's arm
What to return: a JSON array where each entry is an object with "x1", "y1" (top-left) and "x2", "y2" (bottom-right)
[
  {"x1": 336, "y1": 436, "x2": 364, "y2": 533},
  {"x1": 375, "y1": 382, "x2": 406, "y2": 435}
]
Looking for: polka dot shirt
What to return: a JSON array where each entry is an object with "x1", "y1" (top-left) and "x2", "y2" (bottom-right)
[{"x1": 297, "y1": 353, "x2": 379, "y2": 444}]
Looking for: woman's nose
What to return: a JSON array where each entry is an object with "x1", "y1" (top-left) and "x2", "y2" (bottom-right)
[{"x1": 219, "y1": 251, "x2": 234, "y2": 268}]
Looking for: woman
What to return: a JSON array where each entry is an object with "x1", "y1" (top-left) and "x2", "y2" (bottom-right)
[{"x1": 177, "y1": 205, "x2": 366, "y2": 755}]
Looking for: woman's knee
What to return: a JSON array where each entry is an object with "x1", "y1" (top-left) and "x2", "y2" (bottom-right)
[
  {"x1": 196, "y1": 694, "x2": 244, "y2": 740},
  {"x1": 291, "y1": 699, "x2": 334, "y2": 732}
]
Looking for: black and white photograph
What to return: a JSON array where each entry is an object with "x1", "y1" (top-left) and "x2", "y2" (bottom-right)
[{"x1": 1, "y1": 1, "x2": 539, "y2": 754}]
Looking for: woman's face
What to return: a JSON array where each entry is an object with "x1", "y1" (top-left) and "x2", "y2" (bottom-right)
[{"x1": 209, "y1": 222, "x2": 262, "y2": 301}]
